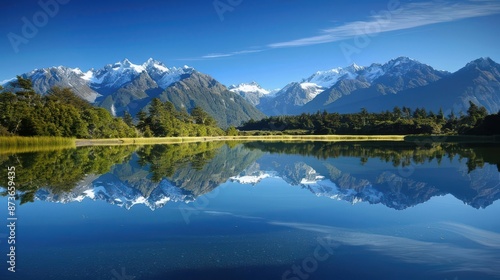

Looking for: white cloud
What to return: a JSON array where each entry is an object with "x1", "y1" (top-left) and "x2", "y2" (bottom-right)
[
  {"x1": 269, "y1": 221, "x2": 500, "y2": 275},
  {"x1": 200, "y1": 0, "x2": 500, "y2": 59},
  {"x1": 202, "y1": 49, "x2": 263, "y2": 59},
  {"x1": 268, "y1": 0, "x2": 500, "y2": 48}
]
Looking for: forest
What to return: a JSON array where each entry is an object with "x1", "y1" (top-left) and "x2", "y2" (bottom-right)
[
  {"x1": 1, "y1": 76, "x2": 498, "y2": 139},
  {"x1": 0, "y1": 76, "x2": 225, "y2": 138},
  {"x1": 239, "y1": 104, "x2": 500, "y2": 136}
]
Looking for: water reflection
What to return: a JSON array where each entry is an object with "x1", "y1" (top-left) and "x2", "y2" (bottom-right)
[
  {"x1": 269, "y1": 221, "x2": 500, "y2": 276},
  {"x1": 1, "y1": 142, "x2": 499, "y2": 210}
]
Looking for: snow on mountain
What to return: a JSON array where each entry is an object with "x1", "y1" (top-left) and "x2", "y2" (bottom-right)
[
  {"x1": 14, "y1": 66, "x2": 102, "y2": 102},
  {"x1": 362, "y1": 63, "x2": 385, "y2": 82},
  {"x1": 143, "y1": 57, "x2": 169, "y2": 73},
  {"x1": 3, "y1": 58, "x2": 196, "y2": 97},
  {"x1": 304, "y1": 63, "x2": 364, "y2": 89},
  {"x1": 229, "y1": 81, "x2": 271, "y2": 95},
  {"x1": 297, "y1": 57, "x2": 421, "y2": 95},
  {"x1": 229, "y1": 171, "x2": 276, "y2": 185},
  {"x1": 91, "y1": 58, "x2": 146, "y2": 88},
  {"x1": 378, "y1": 56, "x2": 422, "y2": 77},
  {"x1": 228, "y1": 81, "x2": 275, "y2": 106},
  {"x1": 88, "y1": 58, "x2": 195, "y2": 90},
  {"x1": 156, "y1": 65, "x2": 195, "y2": 89},
  {"x1": 259, "y1": 62, "x2": 376, "y2": 115},
  {"x1": 1, "y1": 77, "x2": 16, "y2": 85},
  {"x1": 300, "y1": 82, "x2": 324, "y2": 100},
  {"x1": 35, "y1": 176, "x2": 194, "y2": 210},
  {"x1": 304, "y1": 178, "x2": 384, "y2": 205}
]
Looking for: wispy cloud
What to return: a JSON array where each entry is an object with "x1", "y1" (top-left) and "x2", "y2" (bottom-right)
[
  {"x1": 268, "y1": 0, "x2": 500, "y2": 48},
  {"x1": 269, "y1": 221, "x2": 500, "y2": 276},
  {"x1": 199, "y1": 0, "x2": 500, "y2": 59},
  {"x1": 202, "y1": 49, "x2": 264, "y2": 59}
]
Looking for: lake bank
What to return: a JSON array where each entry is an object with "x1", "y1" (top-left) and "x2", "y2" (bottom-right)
[
  {"x1": 75, "y1": 134, "x2": 500, "y2": 147},
  {"x1": 74, "y1": 135, "x2": 407, "y2": 146},
  {"x1": 1, "y1": 135, "x2": 498, "y2": 153}
]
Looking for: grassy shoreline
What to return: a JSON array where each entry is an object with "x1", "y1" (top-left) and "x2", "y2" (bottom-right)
[
  {"x1": 74, "y1": 134, "x2": 500, "y2": 147},
  {"x1": 1, "y1": 135, "x2": 498, "y2": 152},
  {"x1": 0, "y1": 136, "x2": 76, "y2": 154},
  {"x1": 74, "y1": 135, "x2": 407, "y2": 146}
]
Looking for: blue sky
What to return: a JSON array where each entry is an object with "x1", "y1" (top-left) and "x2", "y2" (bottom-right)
[{"x1": 1, "y1": 0, "x2": 499, "y2": 89}]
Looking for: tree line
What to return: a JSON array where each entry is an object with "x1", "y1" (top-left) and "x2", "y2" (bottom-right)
[
  {"x1": 2, "y1": 76, "x2": 497, "y2": 138},
  {"x1": 239, "y1": 103, "x2": 500, "y2": 135},
  {"x1": 0, "y1": 77, "x2": 225, "y2": 138},
  {"x1": 134, "y1": 98, "x2": 224, "y2": 137},
  {"x1": 0, "y1": 145, "x2": 137, "y2": 204}
]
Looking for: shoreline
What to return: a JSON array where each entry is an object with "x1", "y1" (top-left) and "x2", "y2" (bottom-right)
[
  {"x1": 74, "y1": 135, "x2": 407, "y2": 147},
  {"x1": 0, "y1": 135, "x2": 498, "y2": 152},
  {"x1": 74, "y1": 134, "x2": 500, "y2": 147}
]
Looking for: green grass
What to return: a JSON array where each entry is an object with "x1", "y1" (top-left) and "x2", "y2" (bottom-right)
[
  {"x1": 0, "y1": 136, "x2": 76, "y2": 154},
  {"x1": 75, "y1": 135, "x2": 407, "y2": 147},
  {"x1": 6, "y1": 134, "x2": 495, "y2": 153}
]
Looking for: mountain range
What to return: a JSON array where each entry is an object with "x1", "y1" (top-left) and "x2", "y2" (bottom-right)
[
  {"x1": 235, "y1": 57, "x2": 500, "y2": 116},
  {"x1": 3, "y1": 57, "x2": 500, "y2": 125},
  {"x1": 32, "y1": 143, "x2": 500, "y2": 211},
  {"x1": 228, "y1": 82, "x2": 279, "y2": 106},
  {"x1": 2, "y1": 58, "x2": 264, "y2": 128}
]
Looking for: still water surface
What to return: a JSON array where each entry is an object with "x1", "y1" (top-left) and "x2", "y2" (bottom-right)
[{"x1": 1, "y1": 141, "x2": 499, "y2": 280}]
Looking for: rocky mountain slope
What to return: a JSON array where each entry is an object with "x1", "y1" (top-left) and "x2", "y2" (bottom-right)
[{"x1": 4, "y1": 58, "x2": 265, "y2": 127}]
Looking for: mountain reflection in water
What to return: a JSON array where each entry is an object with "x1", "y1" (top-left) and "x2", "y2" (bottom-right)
[{"x1": 1, "y1": 141, "x2": 498, "y2": 210}]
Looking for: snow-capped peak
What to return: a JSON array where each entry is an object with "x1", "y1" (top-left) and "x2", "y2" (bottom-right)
[
  {"x1": 229, "y1": 82, "x2": 271, "y2": 95},
  {"x1": 143, "y1": 57, "x2": 169, "y2": 73},
  {"x1": 378, "y1": 56, "x2": 423, "y2": 77},
  {"x1": 385, "y1": 56, "x2": 422, "y2": 69},
  {"x1": 35, "y1": 177, "x2": 194, "y2": 211},
  {"x1": 229, "y1": 172, "x2": 275, "y2": 185},
  {"x1": 77, "y1": 58, "x2": 195, "y2": 89},
  {"x1": 345, "y1": 63, "x2": 364, "y2": 72},
  {"x1": 302, "y1": 63, "x2": 365, "y2": 89},
  {"x1": 116, "y1": 58, "x2": 146, "y2": 73}
]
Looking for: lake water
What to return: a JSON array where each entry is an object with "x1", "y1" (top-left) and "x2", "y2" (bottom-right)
[{"x1": 1, "y1": 141, "x2": 499, "y2": 280}]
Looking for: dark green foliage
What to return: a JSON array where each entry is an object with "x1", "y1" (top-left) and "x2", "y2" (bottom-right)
[
  {"x1": 0, "y1": 146, "x2": 136, "y2": 204},
  {"x1": 137, "y1": 142, "x2": 222, "y2": 182},
  {"x1": 243, "y1": 141, "x2": 500, "y2": 174},
  {"x1": 191, "y1": 106, "x2": 216, "y2": 126},
  {"x1": 0, "y1": 77, "x2": 136, "y2": 138},
  {"x1": 136, "y1": 143, "x2": 263, "y2": 196},
  {"x1": 122, "y1": 111, "x2": 134, "y2": 127},
  {"x1": 226, "y1": 126, "x2": 239, "y2": 136},
  {"x1": 135, "y1": 98, "x2": 225, "y2": 137},
  {"x1": 46, "y1": 87, "x2": 93, "y2": 110},
  {"x1": 239, "y1": 103, "x2": 494, "y2": 136},
  {"x1": 466, "y1": 112, "x2": 500, "y2": 135},
  {"x1": 0, "y1": 142, "x2": 264, "y2": 204}
]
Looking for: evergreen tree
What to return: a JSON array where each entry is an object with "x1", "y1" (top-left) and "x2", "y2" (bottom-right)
[
  {"x1": 392, "y1": 106, "x2": 402, "y2": 120},
  {"x1": 226, "y1": 126, "x2": 239, "y2": 136},
  {"x1": 45, "y1": 87, "x2": 92, "y2": 110},
  {"x1": 123, "y1": 111, "x2": 134, "y2": 127},
  {"x1": 438, "y1": 108, "x2": 445, "y2": 121},
  {"x1": 0, "y1": 77, "x2": 136, "y2": 138},
  {"x1": 466, "y1": 101, "x2": 488, "y2": 125},
  {"x1": 191, "y1": 106, "x2": 216, "y2": 127}
]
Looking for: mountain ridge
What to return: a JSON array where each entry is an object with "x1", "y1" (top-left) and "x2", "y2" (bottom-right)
[
  {"x1": 3, "y1": 58, "x2": 265, "y2": 128},
  {"x1": 4, "y1": 56, "x2": 499, "y2": 123},
  {"x1": 245, "y1": 56, "x2": 499, "y2": 116}
]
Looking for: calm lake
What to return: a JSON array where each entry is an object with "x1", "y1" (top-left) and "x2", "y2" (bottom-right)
[{"x1": 1, "y1": 141, "x2": 500, "y2": 280}]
